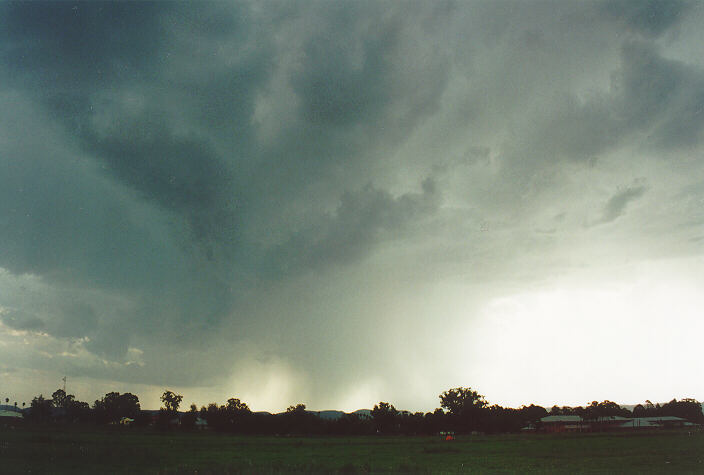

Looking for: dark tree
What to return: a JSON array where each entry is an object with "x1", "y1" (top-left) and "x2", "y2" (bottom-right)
[
  {"x1": 440, "y1": 387, "x2": 486, "y2": 415},
  {"x1": 439, "y1": 387, "x2": 487, "y2": 433},
  {"x1": 181, "y1": 403, "x2": 199, "y2": 430},
  {"x1": 423, "y1": 408, "x2": 447, "y2": 435},
  {"x1": 518, "y1": 404, "x2": 548, "y2": 430},
  {"x1": 483, "y1": 405, "x2": 519, "y2": 433},
  {"x1": 598, "y1": 400, "x2": 630, "y2": 417},
  {"x1": 283, "y1": 403, "x2": 320, "y2": 435},
  {"x1": 632, "y1": 403, "x2": 646, "y2": 417},
  {"x1": 68, "y1": 400, "x2": 91, "y2": 422},
  {"x1": 51, "y1": 388, "x2": 75, "y2": 409},
  {"x1": 223, "y1": 397, "x2": 251, "y2": 432},
  {"x1": 200, "y1": 403, "x2": 222, "y2": 430},
  {"x1": 160, "y1": 390, "x2": 183, "y2": 414},
  {"x1": 29, "y1": 395, "x2": 52, "y2": 423},
  {"x1": 660, "y1": 398, "x2": 704, "y2": 422},
  {"x1": 286, "y1": 403, "x2": 307, "y2": 415},
  {"x1": 93, "y1": 392, "x2": 140, "y2": 424},
  {"x1": 226, "y1": 397, "x2": 250, "y2": 414},
  {"x1": 371, "y1": 401, "x2": 398, "y2": 434},
  {"x1": 328, "y1": 413, "x2": 371, "y2": 435},
  {"x1": 581, "y1": 400, "x2": 629, "y2": 426},
  {"x1": 398, "y1": 411, "x2": 426, "y2": 435},
  {"x1": 583, "y1": 401, "x2": 600, "y2": 422}
]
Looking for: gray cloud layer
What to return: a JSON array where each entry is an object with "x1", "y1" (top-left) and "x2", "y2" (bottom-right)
[{"x1": 596, "y1": 185, "x2": 648, "y2": 225}]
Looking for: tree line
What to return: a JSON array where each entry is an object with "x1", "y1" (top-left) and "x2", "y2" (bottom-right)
[{"x1": 10, "y1": 387, "x2": 703, "y2": 435}]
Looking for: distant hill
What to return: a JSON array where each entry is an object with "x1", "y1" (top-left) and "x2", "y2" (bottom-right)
[
  {"x1": 261, "y1": 409, "x2": 373, "y2": 420},
  {"x1": 0, "y1": 405, "x2": 22, "y2": 413},
  {"x1": 308, "y1": 409, "x2": 372, "y2": 420},
  {"x1": 351, "y1": 409, "x2": 372, "y2": 418},
  {"x1": 313, "y1": 410, "x2": 346, "y2": 420}
]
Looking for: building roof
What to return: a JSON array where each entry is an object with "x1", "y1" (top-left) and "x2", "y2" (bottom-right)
[
  {"x1": 639, "y1": 416, "x2": 686, "y2": 422},
  {"x1": 620, "y1": 416, "x2": 693, "y2": 427},
  {"x1": 619, "y1": 419, "x2": 659, "y2": 428},
  {"x1": 596, "y1": 416, "x2": 631, "y2": 422},
  {"x1": 0, "y1": 410, "x2": 24, "y2": 418},
  {"x1": 541, "y1": 415, "x2": 582, "y2": 422}
]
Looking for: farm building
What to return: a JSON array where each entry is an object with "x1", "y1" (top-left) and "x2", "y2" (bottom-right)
[
  {"x1": 539, "y1": 414, "x2": 699, "y2": 433},
  {"x1": 540, "y1": 415, "x2": 585, "y2": 432},
  {"x1": 591, "y1": 415, "x2": 632, "y2": 431},
  {"x1": 195, "y1": 417, "x2": 208, "y2": 430},
  {"x1": 0, "y1": 409, "x2": 24, "y2": 426},
  {"x1": 620, "y1": 416, "x2": 694, "y2": 429}
]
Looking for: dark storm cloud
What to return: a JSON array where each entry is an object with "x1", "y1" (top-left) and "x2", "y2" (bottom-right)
[
  {"x1": 2, "y1": 2, "x2": 249, "y2": 250},
  {"x1": 247, "y1": 2, "x2": 451, "y2": 211},
  {"x1": 602, "y1": 0, "x2": 691, "y2": 38},
  {"x1": 595, "y1": 185, "x2": 648, "y2": 225},
  {"x1": 0, "y1": 0, "x2": 454, "y2": 383},
  {"x1": 81, "y1": 117, "x2": 239, "y2": 246},
  {"x1": 527, "y1": 95, "x2": 621, "y2": 163},
  {"x1": 618, "y1": 42, "x2": 704, "y2": 149},
  {"x1": 496, "y1": 38, "x2": 704, "y2": 186},
  {"x1": 0, "y1": 309, "x2": 45, "y2": 332},
  {"x1": 0, "y1": 105, "x2": 179, "y2": 288},
  {"x1": 290, "y1": 4, "x2": 444, "y2": 128},
  {"x1": 263, "y1": 179, "x2": 439, "y2": 276},
  {"x1": 1, "y1": 300, "x2": 100, "y2": 340},
  {"x1": 591, "y1": 40, "x2": 704, "y2": 153},
  {"x1": 2, "y1": 2, "x2": 168, "y2": 89}
]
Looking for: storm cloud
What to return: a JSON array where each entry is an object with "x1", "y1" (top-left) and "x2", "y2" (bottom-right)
[{"x1": 594, "y1": 185, "x2": 648, "y2": 225}]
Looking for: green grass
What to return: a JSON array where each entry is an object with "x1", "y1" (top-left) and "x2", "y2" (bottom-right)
[{"x1": 2, "y1": 426, "x2": 704, "y2": 473}]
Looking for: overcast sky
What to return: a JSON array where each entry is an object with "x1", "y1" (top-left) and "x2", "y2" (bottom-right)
[{"x1": 1, "y1": 0, "x2": 703, "y2": 412}]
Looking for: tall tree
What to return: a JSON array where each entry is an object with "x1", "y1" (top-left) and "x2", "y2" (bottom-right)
[
  {"x1": 661, "y1": 398, "x2": 704, "y2": 422},
  {"x1": 51, "y1": 388, "x2": 75, "y2": 409},
  {"x1": 286, "y1": 403, "x2": 306, "y2": 415},
  {"x1": 371, "y1": 401, "x2": 398, "y2": 434},
  {"x1": 181, "y1": 403, "x2": 199, "y2": 430},
  {"x1": 439, "y1": 387, "x2": 488, "y2": 433},
  {"x1": 29, "y1": 395, "x2": 52, "y2": 423},
  {"x1": 226, "y1": 398, "x2": 249, "y2": 413},
  {"x1": 223, "y1": 398, "x2": 251, "y2": 432},
  {"x1": 160, "y1": 390, "x2": 183, "y2": 414},
  {"x1": 93, "y1": 392, "x2": 140, "y2": 423}
]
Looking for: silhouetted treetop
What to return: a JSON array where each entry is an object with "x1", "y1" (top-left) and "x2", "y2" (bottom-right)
[
  {"x1": 160, "y1": 390, "x2": 183, "y2": 414},
  {"x1": 439, "y1": 387, "x2": 486, "y2": 415}
]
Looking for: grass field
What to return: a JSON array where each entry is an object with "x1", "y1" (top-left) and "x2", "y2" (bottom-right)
[{"x1": 2, "y1": 426, "x2": 704, "y2": 473}]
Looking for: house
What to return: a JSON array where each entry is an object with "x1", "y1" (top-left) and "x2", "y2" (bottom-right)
[
  {"x1": 591, "y1": 415, "x2": 632, "y2": 431},
  {"x1": 620, "y1": 416, "x2": 692, "y2": 429},
  {"x1": 540, "y1": 415, "x2": 585, "y2": 432},
  {"x1": 195, "y1": 417, "x2": 208, "y2": 430},
  {"x1": 0, "y1": 409, "x2": 24, "y2": 426},
  {"x1": 539, "y1": 414, "x2": 699, "y2": 433}
]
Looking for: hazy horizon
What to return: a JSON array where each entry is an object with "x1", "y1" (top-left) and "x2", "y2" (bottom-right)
[{"x1": 1, "y1": 0, "x2": 703, "y2": 413}]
